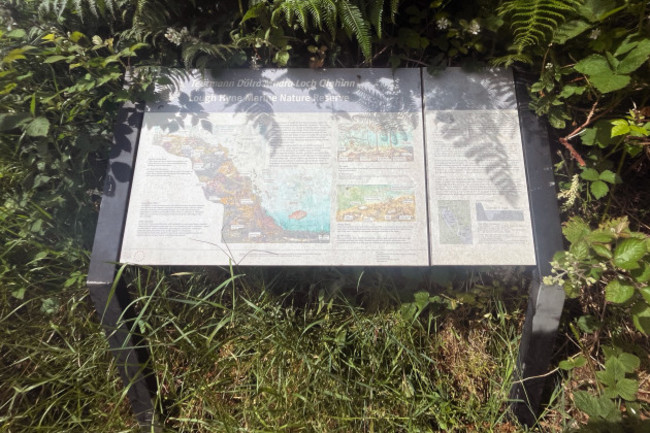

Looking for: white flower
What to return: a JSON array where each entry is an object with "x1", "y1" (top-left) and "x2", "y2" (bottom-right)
[
  {"x1": 545, "y1": 62, "x2": 553, "y2": 70},
  {"x1": 589, "y1": 29, "x2": 601, "y2": 40},
  {"x1": 164, "y1": 27, "x2": 190, "y2": 46},
  {"x1": 436, "y1": 17, "x2": 451, "y2": 30},
  {"x1": 468, "y1": 20, "x2": 480, "y2": 35}
]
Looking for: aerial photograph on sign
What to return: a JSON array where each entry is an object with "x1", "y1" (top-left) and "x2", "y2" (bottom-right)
[
  {"x1": 336, "y1": 185, "x2": 415, "y2": 222},
  {"x1": 337, "y1": 113, "x2": 417, "y2": 162}
]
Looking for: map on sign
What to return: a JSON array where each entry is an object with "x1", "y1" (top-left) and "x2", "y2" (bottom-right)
[
  {"x1": 152, "y1": 124, "x2": 330, "y2": 243},
  {"x1": 119, "y1": 68, "x2": 536, "y2": 266},
  {"x1": 120, "y1": 69, "x2": 430, "y2": 266}
]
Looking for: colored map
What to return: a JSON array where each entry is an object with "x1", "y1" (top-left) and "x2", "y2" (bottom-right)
[
  {"x1": 336, "y1": 185, "x2": 415, "y2": 222},
  {"x1": 154, "y1": 126, "x2": 331, "y2": 243},
  {"x1": 337, "y1": 113, "x2": 416, "y2": 162}
]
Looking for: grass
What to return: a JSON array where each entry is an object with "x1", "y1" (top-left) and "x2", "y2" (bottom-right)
[{"x1": 1, "y1": 266, "x2": 547, "y2": 432}]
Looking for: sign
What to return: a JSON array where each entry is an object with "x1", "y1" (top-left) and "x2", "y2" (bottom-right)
[
  {"x1": 87, "y1": 67, "x2": 565, "y2": 429},
  {"x1": 120, "y1": 68, "x2": 535, "y2": 266}
]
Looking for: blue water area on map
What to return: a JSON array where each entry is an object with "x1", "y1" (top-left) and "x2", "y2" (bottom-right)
[{"x1": 263, "y1": 185, "x2": 330, "y2": 233}]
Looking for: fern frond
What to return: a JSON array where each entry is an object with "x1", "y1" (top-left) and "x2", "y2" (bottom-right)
[
  {"x1": 182, "y1": 41, "x2": 232, "y2": 69},
  {"x1": 315, "y1": 0, "x2": 338, "y2": 39},
  {"x1": 38, "y1": 0, "x2": 127, "y2": 20},
  {"x1": 368, "y1": 0, "x2": 384, "y2": 37},
  {"x1": 389, "y1": 0, "x2": 399, "y2": 22},
  {"x1": 499, "y1": 0, "x2": 581, "y2": 51},
  {"x1": 336, "y1": 0, "x2": 371, "y2": 59},
  {"x1": 490, "y1": 52, "x2": 534, "y2": 67},
  {"x1": 274, "y1": 0, "x2": 309, "y2": 32}
]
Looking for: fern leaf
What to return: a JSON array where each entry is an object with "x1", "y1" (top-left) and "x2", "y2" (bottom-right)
[
  {"x1": 316, "y1": 0, "x2": 338, "y2": 39},
  {"x1": 304, "y1": 0, "x2": 323, "y2": 31},
  {"x1": 336, "y1": 0, "x2": 371, "y2": 59},
  {"x1": 389, "y1": 0, "x2": 399, "y2": 23},
  {"x1": 368, "y1": 0, "x2": 383, "y2": 38},
  {"x1": 499, "y1": 0, "x2": 582, "y2": 51}
]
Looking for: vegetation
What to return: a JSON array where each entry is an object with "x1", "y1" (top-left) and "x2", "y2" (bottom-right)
[{"x1": 1, "y1": 0, "x2": 649, "y2": 431}]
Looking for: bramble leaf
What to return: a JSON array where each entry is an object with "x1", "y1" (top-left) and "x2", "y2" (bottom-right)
[
  {"x1": 605, "y1": 279, "x2": 634, "y2": 304},
  {"x1": 614, "y1": 238, "x2": 646, "y2": 269},
  {"x1": 581, "y1": 167, "x2": 600, "y2": 181},
  {"x1": 590, "y1": 180, "x2": 609, "y2": 199}
]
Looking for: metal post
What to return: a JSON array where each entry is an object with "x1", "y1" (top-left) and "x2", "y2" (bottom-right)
[
  {"x1": 510, "y1": 69, "x2": 566, "y2": 426},
  {"x1": 86, "y1": 102, "x2": 158, "y2": 430}
]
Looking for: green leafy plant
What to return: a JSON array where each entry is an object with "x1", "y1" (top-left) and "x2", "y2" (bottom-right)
[
  {"x1": 561, "y1": 345, "x2": 646, "y2": 432},
  {"x1": 546, "y1": 216, "x2": 650, "y2": 334},
  {"x1": 494, "y1": 0, "x2": 582, "y2": 65},
  {"x1": 237, "y1": 0, "x2": 400, "y2": 66}
]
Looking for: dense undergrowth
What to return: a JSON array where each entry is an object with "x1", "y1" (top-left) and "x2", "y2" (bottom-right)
[{"x1": 1, "y1": 0, "x2": 649, "y2": 431}]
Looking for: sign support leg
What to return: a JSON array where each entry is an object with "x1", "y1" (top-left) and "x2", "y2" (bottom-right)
[
  {"x1": 511, "y1": 70, "x2": 566, "y2": 425},
  {"x1": 87, "y1": 101, "x2": 158, "y2": 430},
  {"x1": 88, "y1": 280, "x2": 158, "y2": 430}
]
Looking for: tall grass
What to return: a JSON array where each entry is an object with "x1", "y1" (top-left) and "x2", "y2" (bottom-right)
[{"x1": 2, "y1": 265, "x2": 541, "y2": 432}]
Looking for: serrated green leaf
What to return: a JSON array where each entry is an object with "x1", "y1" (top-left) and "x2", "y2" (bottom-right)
[
  {"x1": 611, "y1": 121, "x2": 630, "y2": 137},
  {"x1": 573, "y1": 391, "x2": 619, "y2": 419},
  {"x1": 590, "y1": 180, "x2": 609, "y2": 199},
  {"x1": 580, "y1": 120, "x2": 614, "y2": 147},
  {"x1": 587, "y1": 229, "x2": 615, "y2": 243},
  {"x1": 605, "y1": 279, "x2": 635, "y2": 303},
  {"x1": 615, "y1": 377, "x2": 639, "y2": 401},
  {"x1": 616, "y1": 39, "x2": 650, "y2": 74},
  {"x1": 599, "y1": 169, "x2": 617, "y2": 184},
  {"x1": 592, "y1": 244, "x2": 613, "y2": 259},
  {"x1": 581, "y1": 167, "x2": 600, "y2": 181},
  {"x1": 558, "y1": 83, "x2": 587, "y2": 98},
  {"x1": 589, "y1": 71, "x2": 630, "y2": 93},
  {"x1": 414, "y1": 291, "x2": 430, "y2": 309},
  {"x1": 571, "y1": 240, "x2": 590, "y2": 260},
  {"x1": 614, "y1": 238, "x2": 646, "y2": 270},
  {"x1": 618, "y1": 352, "x2": 640, "y2": 372},
  {"x1": 614, "y1": 34, "x2": 639, "y2": 56},
  {"x1": 575, "y1": 54, "x2": 611, "y2": 75},
  {"x1": 25, "y1": 117, "x2": 50, "y2": 137},
  {"x1": 563, "y1": 217, "x2": 591, "y2": 244},
  {"x1": 574, "y1": 53, "x2": 630, "y2": 92}
]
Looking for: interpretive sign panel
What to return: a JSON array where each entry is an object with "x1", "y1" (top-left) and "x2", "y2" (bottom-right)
[
  {"x1": 119, "y1": 68, "x2": 535, "y2": 266},
  {"x1": 423, "y1": 69, "x2": 536, "y2": 265},
  {"x1": 120, "y1": 69, "x2": 429, "y2": 266},
  {"x1": 89, "y1": 67, "x2": 564, "y2": 428}
]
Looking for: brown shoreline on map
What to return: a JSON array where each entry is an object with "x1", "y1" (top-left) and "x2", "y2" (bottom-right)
[{"x1": 159, "y1": 135, "x2": 329, "y2": 244}]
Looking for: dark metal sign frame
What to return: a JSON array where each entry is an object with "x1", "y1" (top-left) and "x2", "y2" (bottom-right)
[{"x1": 87, "y1": 68, "x2": 564, "y2": 430}]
